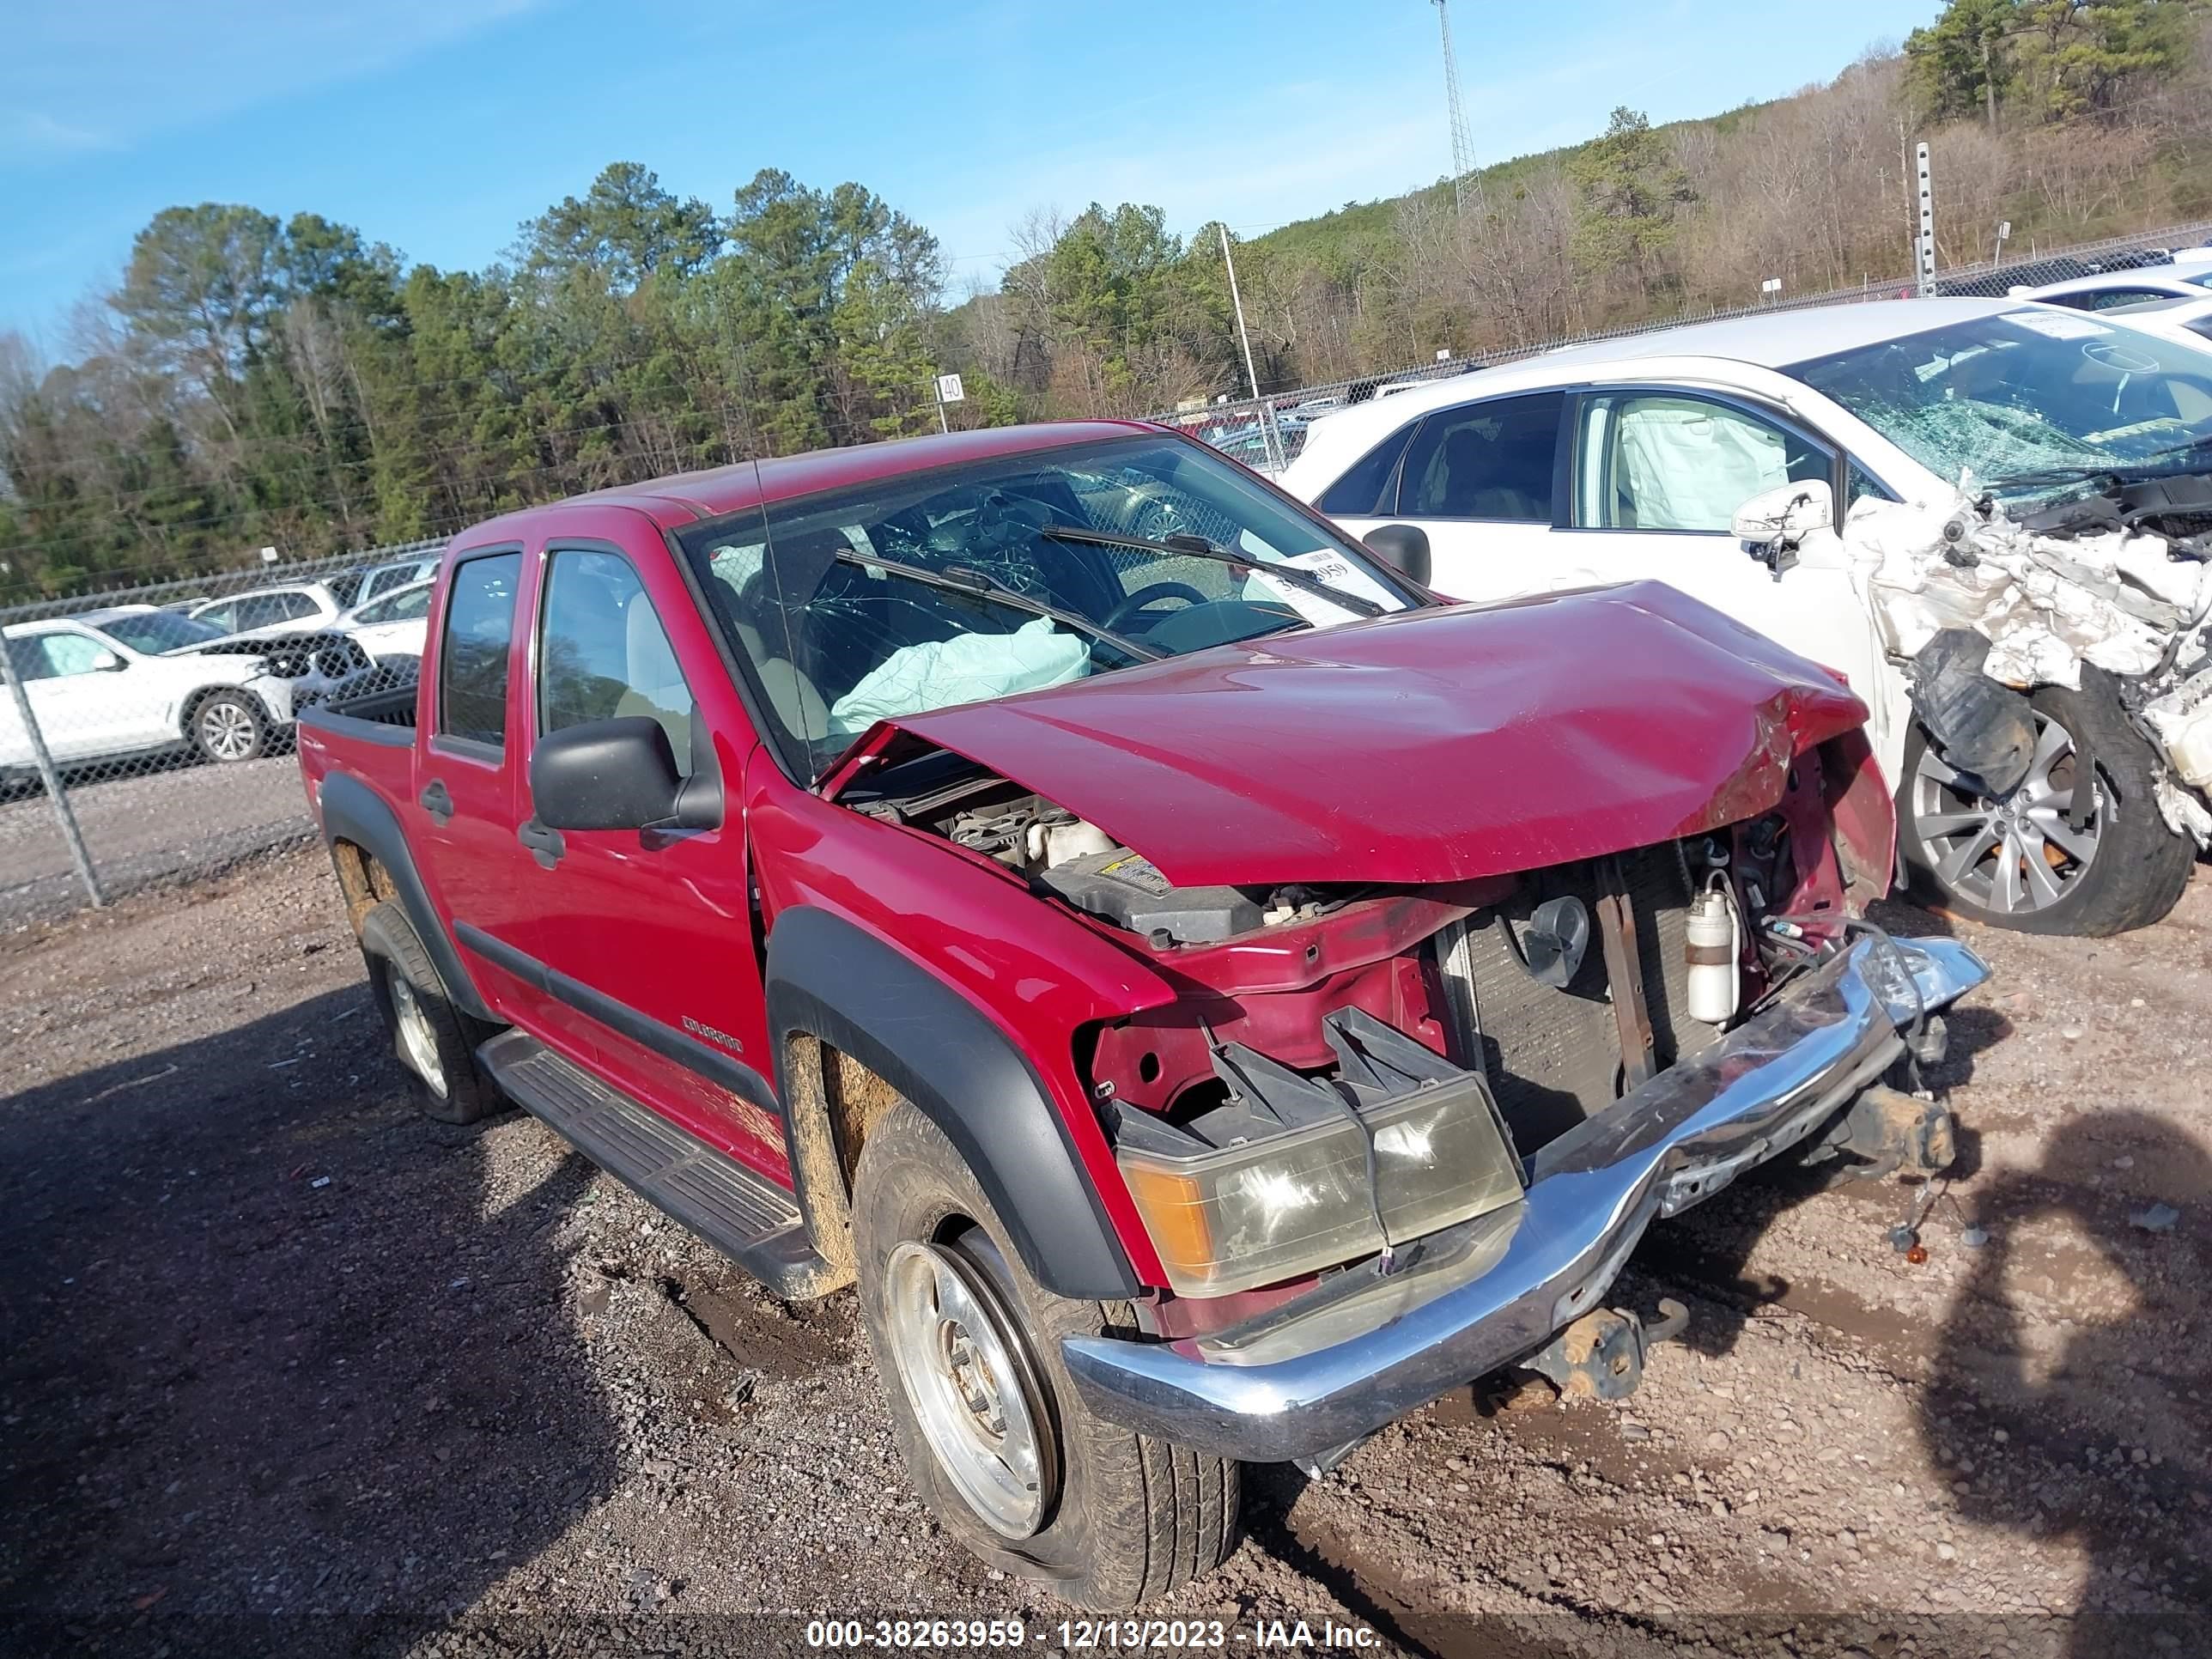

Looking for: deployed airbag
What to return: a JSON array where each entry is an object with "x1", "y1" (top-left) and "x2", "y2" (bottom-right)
[
  {"x1": 1616, "y1": 398, "x2": 1790, "y2": 530},
  {"x1": 828, "y1": 617, "x2": 1089, "y2": 736}
]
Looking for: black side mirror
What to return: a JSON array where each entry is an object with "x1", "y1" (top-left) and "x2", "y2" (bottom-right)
[
  {"x1": 1362, "y1": 523, "x2": 1431, "y2": 588},
  {"x1": 529, "y1": 716, "x2": 720, "y2": 832}
]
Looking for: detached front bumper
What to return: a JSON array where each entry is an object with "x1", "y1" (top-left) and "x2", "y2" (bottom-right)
[{"x1": 1062, "y1": 935, "x2": 1988, "y2": 1464}]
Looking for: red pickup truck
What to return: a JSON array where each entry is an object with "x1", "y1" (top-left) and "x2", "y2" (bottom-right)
[{"x1": 296, "y1": 421, "x2": 1987, "y2": 1607}]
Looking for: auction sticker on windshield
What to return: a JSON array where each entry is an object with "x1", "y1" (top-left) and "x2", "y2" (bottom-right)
[
  {"x1": 1243, "y1": 549, "x2": 1403, "y2": 626},
  {"x1": 2004, "y1": 309, "x2": 2112, "y2": 341}
]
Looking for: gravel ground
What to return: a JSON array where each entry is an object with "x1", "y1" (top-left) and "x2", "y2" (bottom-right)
[
  {"x1": 0, "y1": 849, "x2": 2204, "y2": 1659},
  {"x1": 0, "y1": 754, "x2": 313, "y2": 925}
]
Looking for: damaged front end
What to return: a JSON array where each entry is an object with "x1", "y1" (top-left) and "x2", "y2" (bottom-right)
[
  {"x1": 832, "y1": 719, "x2": 1985, "y2": 1467},
  {"x1": 1837, "y1": 487, "x2": 2212, "y2": 846},
  {"x1": 1055, "y1": 927, "x2": 1982, "y2": 1465},
  {"x1": 182, "y1": 631, "x2": 376, "y2": 708}
]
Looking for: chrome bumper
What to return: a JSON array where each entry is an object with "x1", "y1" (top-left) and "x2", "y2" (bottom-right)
[{"x1": 1062, "y1": 935, "x2": 1988, "y2": 1463}]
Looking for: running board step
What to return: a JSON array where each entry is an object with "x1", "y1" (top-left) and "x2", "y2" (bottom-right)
[{"x1": 478, "y1": 1030, "x2": 833, "y2": 1298}]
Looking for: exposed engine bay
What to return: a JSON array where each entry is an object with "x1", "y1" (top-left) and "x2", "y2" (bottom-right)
[
  {"x1": 1085, "y1": 802, "x2": 1876, "y2": 1313},
  {"x1": 932, "y1": 785, "x2": 1351, "y2": 945},
  {"x1": 848, "y1": 741, "x2": 1855, "y2": 1156}
]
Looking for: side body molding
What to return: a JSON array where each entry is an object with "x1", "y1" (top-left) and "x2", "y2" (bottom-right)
[
  {"x1": 764, "y1": 906, "x2": 1139, "y2": 1302},
  {"x1": 315, "y1": 770, "x2": 495, "y2": 1023}
]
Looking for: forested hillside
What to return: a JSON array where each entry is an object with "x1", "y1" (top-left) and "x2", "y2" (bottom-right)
[{"x1": 5, "y1": 0, "x2": 2209, "y2": 597}]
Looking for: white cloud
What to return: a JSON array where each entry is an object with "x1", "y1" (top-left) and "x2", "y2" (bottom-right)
[
  {"x1": 927, "y1": 98, "x2": 1449, "y2": 276},
  {"x1": 921, "y1": 46, "x2": 1642, "y2": 278},
  {"x1": 1, "y1": 0, "x2": 544, "y2": 166},
  {"x1": 1, "y1": 112, "x2": 120, "y2": 163}
]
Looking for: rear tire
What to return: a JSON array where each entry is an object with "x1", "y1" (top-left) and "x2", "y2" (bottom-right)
[
  {"x1": 358, "y1": 901, "x2": 503, "y2": 1124},
  {"x1": 853, "y1": 1101, "x2": 1239, "y2": 1609},
  {"x1": 1898, "y1": 677, "x2": 2191, "y2": 936}
]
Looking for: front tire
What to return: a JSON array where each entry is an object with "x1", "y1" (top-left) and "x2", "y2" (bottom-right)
[
  {"x1": 358, "y1": 901, "x2": 503, "y2": 1124},
  {"x1": 187, "y1": 690, "x2": 268, "y2": 763},
  {"x1": 1898, "y1": 677, "x2": 2191, "y2": 936},
  {"x1": 853, "y1": 1102, "x2": 1239, "y2": 1609}
]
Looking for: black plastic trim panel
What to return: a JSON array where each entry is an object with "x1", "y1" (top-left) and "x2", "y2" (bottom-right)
[
  {"x1": 763, "y1": 905, "x2": 1139, "y2": 1301},
  {"x1": 314, "y1": 770, "x2": 494, "y2": 1022}
]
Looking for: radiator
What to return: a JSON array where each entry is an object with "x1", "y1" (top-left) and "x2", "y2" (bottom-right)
[{"x1": 1433, "y1": 842, "x2": 1720, "y2": 1156}]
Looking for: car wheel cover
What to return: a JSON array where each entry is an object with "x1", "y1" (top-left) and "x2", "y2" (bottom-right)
[
  {"x1": 387, "y1": 971, "x2": 448, "y2": 1099},
  {"x1": 199, "y1": 700, "x2": 257, "y2": 760},
  {"x1": 1912, "y1": 713, "x2": 2100, "y2": 915},
  {"x1": 882, "y1": 1237, "x2": 1056, "y2": 1540}
]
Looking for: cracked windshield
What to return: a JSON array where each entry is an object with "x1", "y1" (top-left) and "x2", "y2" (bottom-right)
[
  {"x1": 677, "y1": 434, "x2": 1410, "y2": 768},
  {"x1": 1788, "y1": 308, "x2": 2212, "y2": 500}
]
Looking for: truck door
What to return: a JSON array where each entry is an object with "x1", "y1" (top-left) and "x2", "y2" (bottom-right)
[
  {"x1": 507, "y1": 531, "x2": 784, "y2": 1182},
  {"x1": 410, "y1": 547, "x2": 561, "y2": 1026}
]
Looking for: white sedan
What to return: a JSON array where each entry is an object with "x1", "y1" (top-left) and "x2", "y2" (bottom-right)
[
  {"x1": 2007, "y1": 248, "x2": 2212, "y2": 311},
  {"x1": 1281, "y1": 297, "x2": 2212, "y2": 935},
  {"x1": 2093, "y1": 295, "x2": 2212, "y2": 356}
]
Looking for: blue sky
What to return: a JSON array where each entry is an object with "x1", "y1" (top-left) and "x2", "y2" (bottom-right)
[{"x1": 3, "y1": 0, "x2": 1943, "y2": 347}]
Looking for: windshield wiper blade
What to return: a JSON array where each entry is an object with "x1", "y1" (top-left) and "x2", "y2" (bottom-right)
[
  {"x1": 1991, "y1": 436, "x2": 2212, "y2": 491},
  {"x1": 1037, "y1": 524, "x2": 1385, "y2": 618},
  {"x1": 826, "y1": 547, "x2": 1160, "y2": 662},
  {"x1": 2134, "y1": 431, "x2": 2212, "y2": 468}
]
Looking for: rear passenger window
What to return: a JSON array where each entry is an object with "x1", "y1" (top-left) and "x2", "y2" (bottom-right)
[
  {"x1": 235, "y1": 595, "x2": 286, "y2": 631},
  {"x1": 1316, "y1": 423, "x2": 1418, "y2": 517},
  {"x1": 1396, "y1": 392, "x2": 1563, "y2": 521},
  {"x1": 438, "y1": 552, "x2": 521, "y2": 746},
  {"x1": 538, "y1": 550, "x2": 695, "y2": 775}
]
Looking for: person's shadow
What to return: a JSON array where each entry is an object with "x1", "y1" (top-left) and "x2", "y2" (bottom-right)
[
  {"x1": 1922, "y1": 1110, "x2": 2209, "y2": 1653},
  {"x1": 0, "y1": 984, "x2": 616, "y2": 1656}
]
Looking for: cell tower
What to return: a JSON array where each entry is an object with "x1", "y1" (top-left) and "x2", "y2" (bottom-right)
[{"x1": 1432, "y1": 0, "x2": 1475, "y2": 216}]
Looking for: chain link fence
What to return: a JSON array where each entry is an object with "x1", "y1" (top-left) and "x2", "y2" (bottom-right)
[
  {"x1": 1, "y1": 539, "x2": 444, "y2": 925},
  {"x1": 1162, "y1": 216, "x2": 2212, "y2": 476},
  {"x1": 10, "y1": 216, "x2": 2212, "y2": 924}
]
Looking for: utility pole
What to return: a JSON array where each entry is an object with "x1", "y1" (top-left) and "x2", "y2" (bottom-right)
[
  {"x1": 1432, "y1": 0, "x2": 1476, "y2": 219},
  {"x1": 1218, "y1": 225, "x2": 1282, "y2": 473},
  {"x1": 1915, "y1": 143, "x2": 1938, "y2": 298}
]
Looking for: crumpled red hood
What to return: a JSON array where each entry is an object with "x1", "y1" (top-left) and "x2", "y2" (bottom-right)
[{"x1": 881, "y1": 581, "x2": 1870, "y2": 888}]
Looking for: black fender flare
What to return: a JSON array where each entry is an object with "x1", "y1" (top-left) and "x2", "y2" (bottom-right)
[
  {"x1": 315, "y1": 770, "x2": 495, "y2": 1023},
  {"x1": 765, "y1": 906, "x2": 1139, "y2": 1302}
]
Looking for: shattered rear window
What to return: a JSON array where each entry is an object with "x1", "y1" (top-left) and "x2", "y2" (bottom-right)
[{"x1": 1785, "y1": 312, "x2": 2212, "y2": 501}]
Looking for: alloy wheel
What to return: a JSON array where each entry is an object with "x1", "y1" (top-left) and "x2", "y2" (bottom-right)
[
  {"x1": 1911, "y1": 712, "x2": 2101, "y2": 916},
  {"x1": 882, "y1": 1237, "x2": 1056, "y2": 1540},
  {"x1": 198, "y1": 700, "x2": 258, "y2": 761}
]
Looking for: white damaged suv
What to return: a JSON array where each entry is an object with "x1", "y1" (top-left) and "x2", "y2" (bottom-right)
[
  {"x1": 1283, "y1": 298, "x2": 2212, "y2": 935},
  {"x1": 2, "y1": 605, "x2": 304, "y2": 784}
]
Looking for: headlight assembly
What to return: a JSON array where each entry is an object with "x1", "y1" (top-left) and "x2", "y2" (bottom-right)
[{"x1": 1110, "y1": 1009, "x2": 1522, "y2": 1297}]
